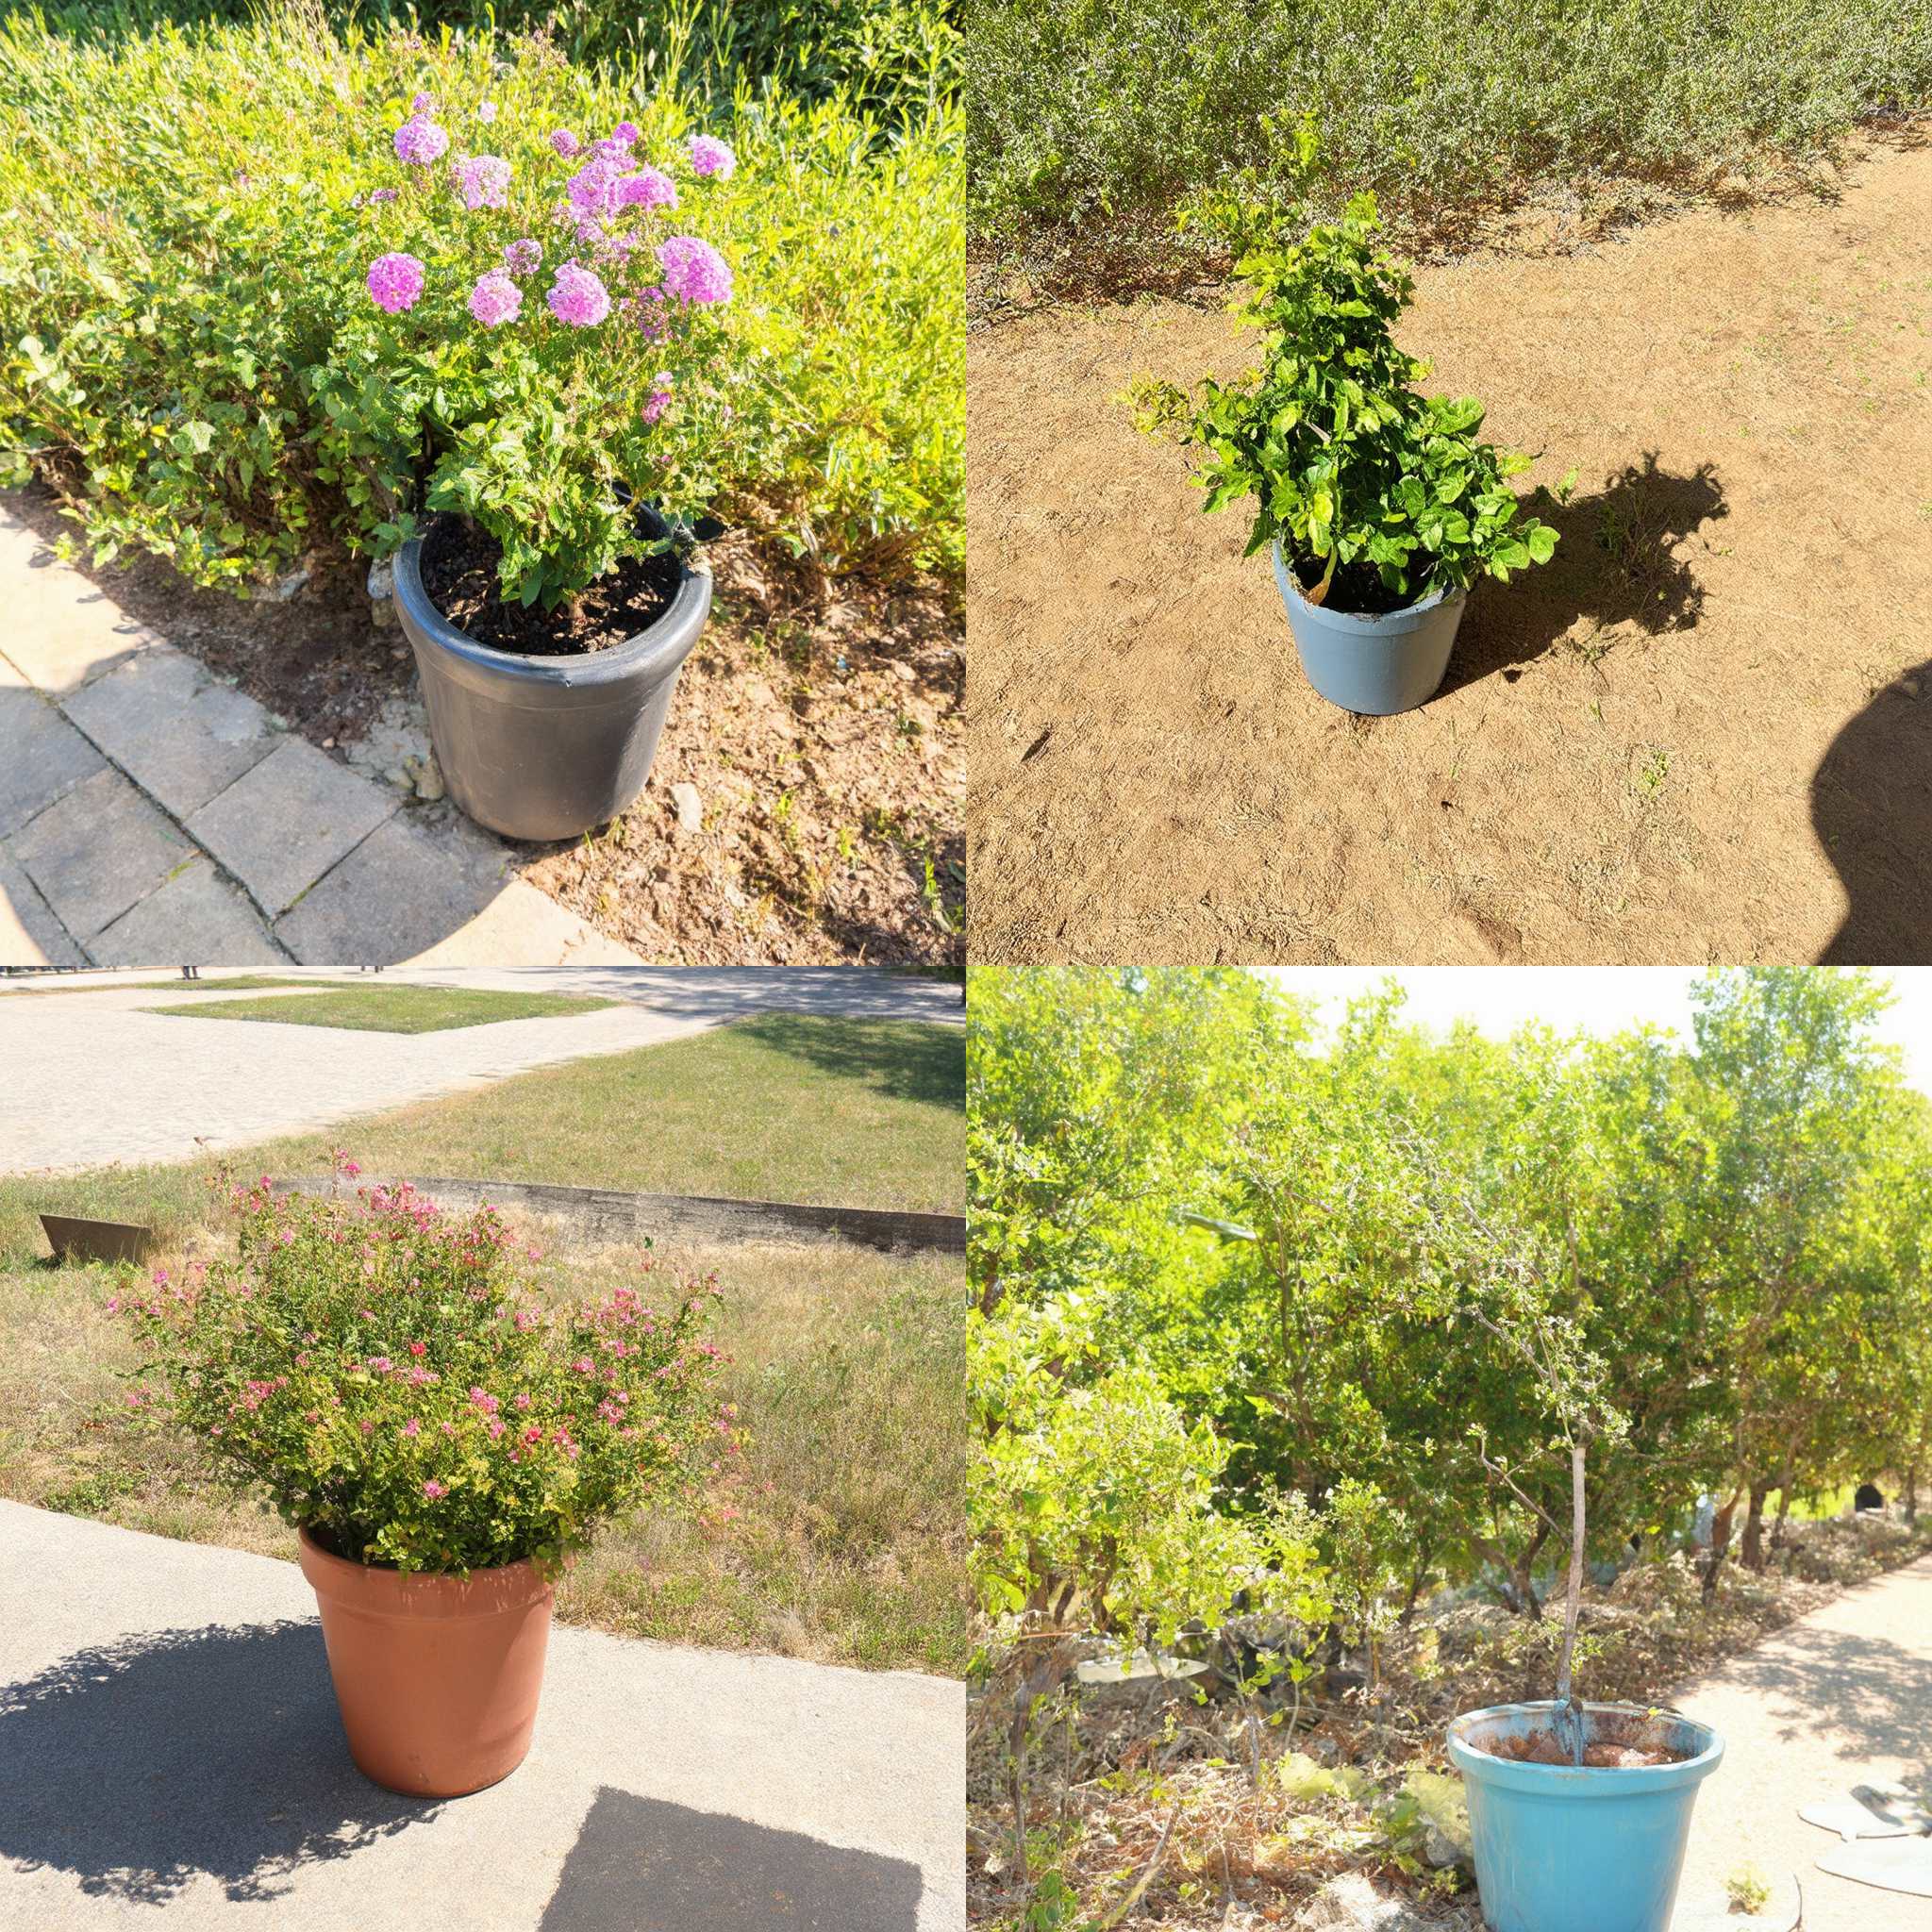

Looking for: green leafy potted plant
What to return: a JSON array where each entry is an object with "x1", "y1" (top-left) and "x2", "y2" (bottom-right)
[
  {"x1": 323, "y1": 90, "x2": 741, "y2": 838},
  {"x1": 112, "y1": 1159, "x2": 728, "y2": 1797},
  {"x1": 1134, "y1": 193, "x2": 1558, "y2": 715},
  {"x1": 1407, "y1": 1158, "x2": 1724, "y2": 1932}
]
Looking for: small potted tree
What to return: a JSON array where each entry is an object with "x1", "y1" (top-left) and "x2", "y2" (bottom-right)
[
  {"x1": 324, "y1": 91, "x2": 741, "y2": 838},
  {"x1": 1419, "y1": 1172, "x2": 1724, "y2": 1932},
  {"x1": 1133, "y1": 193, "x2": 1558, "y2": 715},
  {"x1": 112, "y1": 1161, "x2": 727, "y2": 1797}
]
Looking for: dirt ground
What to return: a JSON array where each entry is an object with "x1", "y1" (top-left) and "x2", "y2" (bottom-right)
[
  {"x1": 967, "y1": 136, "x2": 1932, "y2": 964},
  {"x1": 9, "y1": 489, "x2": 964, "y2": 963}
]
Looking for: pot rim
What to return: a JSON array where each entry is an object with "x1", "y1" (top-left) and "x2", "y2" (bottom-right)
[
  {"x1": 1447, "y1": 1699, "x2": 1724, "y2": 1795},
  {"x1": 297, "y1": 1525, "x2": 557, "y2": 1619},
  {"x1": 1270, "y1": 539, "x2": 1463, "y2": 626},
  {"x1": 394, "y1": 504, "x2": 712, "y2": 691}
]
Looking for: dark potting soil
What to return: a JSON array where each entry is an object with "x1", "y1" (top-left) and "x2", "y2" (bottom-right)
[
  {"x1": 1291, "y1": 554, "x2": 1443, "y2": 618},
  {"x1": 422, "y1": 517, "x2": 681, "y2": 658},
  {"x1": 1482, "y1": 1730, "x2": 1689, "y2": 1768}
]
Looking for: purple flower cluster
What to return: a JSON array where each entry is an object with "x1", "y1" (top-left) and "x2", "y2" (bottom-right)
[
  {"x1": 621, "y1": 166, "x2": 677, "y2": 211},
  {"x1": 656, "y1": 234, "x2": 732, "y2": 307},
  {"x1": 452, "y1": 153, "x2": 512, "y2": 211},
  {"x1": 394, "y1": 113, "x2": 449, "y2": 167},
  {"x1": 546, "y1": 261, "x2": 611, "y2": 327},
  {"x1": 689, "y1": 135, "x2": 734, "y2": 180},
  {"x1": 503, "y1": 238, "x2": 542, "y2": 277},
  {"x1": 641, "y1": 375, "x2": 673, "y2": 425},
  {"x1": 551, "y1": 128, "x2": 579, "y2": 158},
  {"x1": 366, "y1": 252, "x2": 426, "y2": 314},
  {"x1": 468, "y1": 270, "x2": 523, "y2": 327}
]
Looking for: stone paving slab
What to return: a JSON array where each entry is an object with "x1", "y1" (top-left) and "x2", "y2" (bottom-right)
[
  {"x1": 188, "y1": 737, "x2": 398, "y2": 918},
  {"x1": 0, "y1": 505, "x2": 157, "y2": 694},
  {"x1": 64, "y1": 643, "x2": 279, "y2": 820},
  {"x1": 0, "y1": 679, "x2": 106, "y2": 838},
  {"x1": 0, "y1": 1502, "x2": 961, "y2": 1931},
  {"x1": 88, "y1": 858, "x2": 283, "y2": 968},
  {"x1": 8, "y1": 766, "x2": 197, "y2": 943},
  {"x1": 0, "y1": 854, "x2": 86, "y2": 967}
]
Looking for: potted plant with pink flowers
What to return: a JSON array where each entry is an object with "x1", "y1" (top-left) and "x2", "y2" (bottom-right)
[
  {"x1": 111, "y1": 1158, "x2": 730, "y2": 1798},
  {"x1": 318, "y1": 89, "x2": 743, "y2": 839}
]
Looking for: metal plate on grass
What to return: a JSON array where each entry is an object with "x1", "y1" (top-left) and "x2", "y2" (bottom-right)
[
  {"x1": 1815, "y1": 1837, "x2": 1932, "y2": 1897},
  {"x1": 39, "y1": 1214, "x2": 155, "y2": 1265},
  {"x1": 1799, "y1": 1782, "x2": 1932, "y2": 1840}
]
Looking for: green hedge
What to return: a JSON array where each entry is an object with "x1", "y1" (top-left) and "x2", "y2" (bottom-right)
[
  {"x1": 0, "y1": 8, "x2": 963, "y2": 591},
  {"x1": 968, "y1": 0, "x2": 1932, "y2": 277},
  {"x1": 7, "y1": 0, "x2": 960, "y2": 123}
]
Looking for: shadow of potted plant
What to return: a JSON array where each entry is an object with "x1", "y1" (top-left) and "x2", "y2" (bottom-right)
[
  {"x1": 110, "y1": 1156, "x2": 730, "y2": 1798},
  {"x1": 1403, "y1": 1153, "x2": 1725, "y2": 1932},
  {"x1": 1129, "y1": 145, "x2": 1559, "y2": 715},
  {"x1": 324, "y1": 96, "x2": 742, "y2": 839}
]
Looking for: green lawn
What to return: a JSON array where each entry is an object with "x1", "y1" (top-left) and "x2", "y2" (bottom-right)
[
  {"x1": 148, "y1": 985, "x2": 618, "y2": 1033},
  {"x1": 0, "y1": 1239, "x2": 967, "y2": 1674},
  {"x1": 0, "y1": 1015, "x2": 965, "y2": 1268}
]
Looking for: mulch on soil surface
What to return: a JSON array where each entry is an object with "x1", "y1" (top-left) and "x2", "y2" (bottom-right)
[
  {"x1": 7, "y1": 488, "x2": 963, "y2": 965},
  {"x1": 420, "y1": 515, "x2": 682, "y2": 656}
]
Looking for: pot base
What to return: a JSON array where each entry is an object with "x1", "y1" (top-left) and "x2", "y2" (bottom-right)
[{"x1": 298, "y1": 1530, "x2": 556, "y2": 1800}]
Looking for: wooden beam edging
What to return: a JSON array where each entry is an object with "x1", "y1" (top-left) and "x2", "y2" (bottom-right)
[{"x1": 281, "y1": 1175, "x2": 964, "y2": 1257}]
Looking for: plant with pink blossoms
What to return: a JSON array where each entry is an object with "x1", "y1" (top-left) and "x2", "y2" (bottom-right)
[
  {"x1": 334, "y1": 100, "x2": 742, "y2": 609},
  {"x1": 111, "y1": 1155, "x2": 728, "y2": 1574}
]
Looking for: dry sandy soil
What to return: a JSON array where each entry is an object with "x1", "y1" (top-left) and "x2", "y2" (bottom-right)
[{"x1": 967, "y1": 138, "x2": 1932, "y2": 964}]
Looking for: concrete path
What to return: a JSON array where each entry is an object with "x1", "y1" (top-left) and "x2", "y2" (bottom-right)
[
  {"x1": 0, "y1": 1502, "x2": 961, "y2": 1930},
  {"x1": 1672, "y1": 1552, "x2": 1932, "y2": 1931},
  {"x1": 0, "y1": 504, "x2": 641, "y2": 968},
  {"x1": 0, "y1": 967, "x2": 963, "y2": 1174}
]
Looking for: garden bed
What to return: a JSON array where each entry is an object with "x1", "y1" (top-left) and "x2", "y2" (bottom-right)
[
  {"x1": 968, "y1": 137, "x2": 1932, "y2": 965},
  {"x1": 8, "y1": 489, "x2": 963, "y2": 963}
]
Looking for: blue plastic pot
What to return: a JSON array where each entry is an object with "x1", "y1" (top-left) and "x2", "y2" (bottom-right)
[
  {"x1": 1448, "y1": 1702, "x2": 1723, "y2": 1932},
  {"x1": 1271, "y1": 541, "x2": 1467, "y2": 715}
]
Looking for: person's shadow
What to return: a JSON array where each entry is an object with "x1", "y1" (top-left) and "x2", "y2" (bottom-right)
[
  {"x1": 1439, "y1": 453, "x2": 1728, "y2": 694},
  {"x1": 1812, "y1": 661, "x2": 1932, "y2": 961},
  {"x1": 0, "y1": 1621, "x2": 437, "y2": 1904}
]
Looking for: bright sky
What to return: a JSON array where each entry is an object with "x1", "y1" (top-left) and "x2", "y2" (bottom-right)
[{"x1": 1257, "y1": 968, "x2": 1932, "y2": 1097}]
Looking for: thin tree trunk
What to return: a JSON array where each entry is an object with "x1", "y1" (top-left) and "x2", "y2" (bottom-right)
[
  {"x1": 1555, "y1": 1444, "x2": 1586, "y2": 1707},
  {"x1": 1740, "y1": 1481, "x2": 1771, "y2": 1571},
  {"x1": 1511, "y1": 1521, "x2": 1551, "y2": 1620},
  {"x1": 1703, "y1": 1491, "x2": 1738, "y2": 1602}
]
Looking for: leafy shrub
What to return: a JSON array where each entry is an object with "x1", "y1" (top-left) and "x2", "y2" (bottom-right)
[
  {"x1": 0, "y1": 7, "x2": 963, "y2": 593},
  {"x1": 966, "y1": 0, "x2": 1932, "y2": 283},
  {"x1": 112, "y1": 1163, "x2": 728, "y2": 1574},
  {"x1": 1134, "y1": 195, "x2": 1556, "y2": 610},
  {"x1": 8, "y1": 0, "x2": 960, "y2": 125}
]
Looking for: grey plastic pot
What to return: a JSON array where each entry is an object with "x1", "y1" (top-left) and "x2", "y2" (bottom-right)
[
  {"x1": 1271, "y1": 541, "x2": 1467, "y2": 715},
  {"x1": 394, "y1": 509, "x2": 711, "y2": 842}
]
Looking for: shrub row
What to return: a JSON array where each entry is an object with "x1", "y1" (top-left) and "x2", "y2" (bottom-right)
[
  {"x1": 6, "y1": 0, "x2": 959, "y2": 124},
  {"x1": 967, "y1": 0, "x2": 1932, "y2": 281},
  {"x1": 0, "y1": 7, "x2": 962, "y2": 593}
]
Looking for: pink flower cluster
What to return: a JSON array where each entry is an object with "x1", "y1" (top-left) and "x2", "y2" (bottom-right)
[
  {"x1": 468, "y1": 270, "x2": 522, "y2": 327},
  {"x1": 453, "y1": 153, "x2": 512, "y2": 211},
  {"x1": 366, "y1": 252, "x2": 425, "y2": 314},
  {"x1": 394, "y1": 112, "x2": 449, "y2": 167},
  {"x1": 657, "y1": 234, "x2": 732, "y2": 307},
  {"x1": 689, "y1": 134, "x2": 734, "y2": 179},
  {"x1": 547, "y1": 261, "x2": 610, "y2": 327}
]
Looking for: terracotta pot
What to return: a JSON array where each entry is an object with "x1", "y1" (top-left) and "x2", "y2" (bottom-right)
[{"x1": 297, "y1": 1528, "x2": 557, "y2": 1798}]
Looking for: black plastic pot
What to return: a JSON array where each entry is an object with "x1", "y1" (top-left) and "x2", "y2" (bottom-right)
[{"x1": 393, "y1": 508, "x2": 711, "y2": 841}]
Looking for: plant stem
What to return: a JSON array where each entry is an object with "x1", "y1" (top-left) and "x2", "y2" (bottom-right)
[{"x1": 1556, "y1": 1440, "x2": 1586, "y2": 1765}]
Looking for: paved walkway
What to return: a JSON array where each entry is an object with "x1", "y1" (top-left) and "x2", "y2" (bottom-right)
[
  {"x1": 0, "y1": 967, "x2": 962, "y2": 1174},
  {"x1": 0, "y1": 1502, "x2": 961, "y2": 1930},
  {"x1": 1672, "y1": 1552, "x2": 1932, "y2": 1930},
  {"x1": 0, "y1": 503, "x2": 641, "y2": 968}
]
